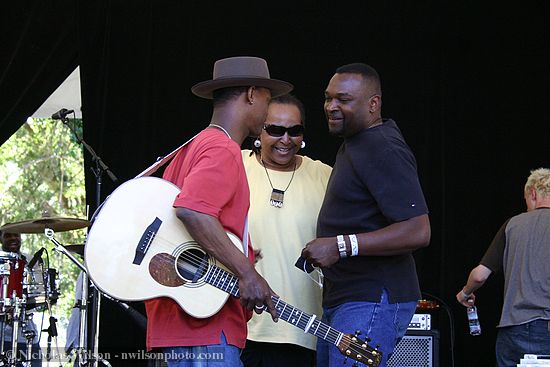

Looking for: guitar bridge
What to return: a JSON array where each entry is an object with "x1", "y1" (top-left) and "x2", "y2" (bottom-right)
[{"x1": 132, "y1": 217, "x2": 162, "y2": 265}]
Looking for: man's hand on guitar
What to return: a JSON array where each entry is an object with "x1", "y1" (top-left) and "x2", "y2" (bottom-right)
[{"x1": 238, "y1": 267, "x2": 278, "y2": 322}]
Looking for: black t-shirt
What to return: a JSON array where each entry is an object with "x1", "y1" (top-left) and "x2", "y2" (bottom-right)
[{"x1": 317, "y1": 119, "x2": 429, "y2": 307}]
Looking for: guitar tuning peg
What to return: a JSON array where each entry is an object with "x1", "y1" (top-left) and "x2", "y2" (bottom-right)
[
  {"x1": 352, "y1": 362, "x2": 359, "y2": 367},
  {"x1": 366, "y1": 336, "x2": 371, "y2": 342},
  {"x1": 354, "y1": 330, "x2": 362, "y2": 336},
  {"x1": 343, "y1": 356, "x2": 348, "y2": 364},
  {"x1": 376, "y1": 344, "x2": 380, "y2": 349}
]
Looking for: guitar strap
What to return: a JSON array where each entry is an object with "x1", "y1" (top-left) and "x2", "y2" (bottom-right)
[
  {"x1": 134, "y1": 131, "x2": 250, "y2": 256},
  {"x1": 134, "y1": 132, "x2": 201, "y2": 179}
]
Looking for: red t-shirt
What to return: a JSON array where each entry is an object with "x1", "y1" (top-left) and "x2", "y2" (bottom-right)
[{"x1": 145, "y1": 128, "x2": 253, "y2": 349}]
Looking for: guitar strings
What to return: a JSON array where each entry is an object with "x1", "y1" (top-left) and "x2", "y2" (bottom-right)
[
  {"x1": 146, "y1": 234, "x2": 234, "y2": 281},
  {"x1": 149, "y1": 234, "x2": 238, "y2": 269},
  {"x1": 145, "y1": 234, "x2": 209, "y2": 267},
  {"x1": 146, "y1": 235, "x2": 249, "y2": 285}
]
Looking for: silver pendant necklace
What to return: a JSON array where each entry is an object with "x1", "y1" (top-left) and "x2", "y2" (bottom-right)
[{"x1": 260, "y1": 156, "x2": 297, "y2": 208}]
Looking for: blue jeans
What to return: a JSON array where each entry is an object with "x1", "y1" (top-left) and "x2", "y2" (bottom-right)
[
  {"x1": 316, "y1": 290, "x2": 416, "y2": 367},
  {"x1": 162, "y1": 332, "x2": 242, "y2": 367},
  {"x1": 496, "y1": 319, "x2": 550, "y2": 367}
]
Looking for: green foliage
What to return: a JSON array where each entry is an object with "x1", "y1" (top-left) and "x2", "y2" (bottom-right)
[{"x1": 0, "y1": 117, "x2": 86, "y2": 336}]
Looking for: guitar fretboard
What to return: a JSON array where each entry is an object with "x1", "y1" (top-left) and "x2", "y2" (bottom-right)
[{"x1": 205, "y1": 265, "x2": 343, "y2": 346}]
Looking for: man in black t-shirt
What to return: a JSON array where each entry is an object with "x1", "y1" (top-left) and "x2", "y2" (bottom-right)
[{"x1": 302, "y1": 63, "x2": 431, "y2": 367}]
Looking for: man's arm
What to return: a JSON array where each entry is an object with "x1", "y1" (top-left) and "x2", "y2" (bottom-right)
[
  {"x1": 455, "y1": 264, "x2": 493, "y2": 307},
  {"x1": 302, "y1": 213, "x2": 430, "y2": 268},
  {"x1": 456, "y1": 220, "x2": 506, "y2": 306},
  {"x1": 176, "y1": 207, "x2": 278, "y2": 320}
]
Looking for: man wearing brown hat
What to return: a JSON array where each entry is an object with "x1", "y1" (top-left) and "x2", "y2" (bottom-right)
[{"x1": 144, "y1": 56, "x2": 293, "y2": 366}]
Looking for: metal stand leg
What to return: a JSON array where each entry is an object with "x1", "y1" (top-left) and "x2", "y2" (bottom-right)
[
  {"x1": 23, "y1": 312, "x2": 37, "y2": 367},
  {"x1": 77, "y1": 272, "x2": 88, "y2": 366},
  {"x1": 9, "y1": 296, "x2": 23, "y2": 367},
  {"x1": 44, "y1": 229, "x2": 107, "y2": 367},
  {"x1": 45, "y1": 229, "x2": 137, "y2": 367}
]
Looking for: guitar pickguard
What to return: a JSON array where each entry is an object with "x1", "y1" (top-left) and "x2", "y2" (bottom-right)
[{"x1": 149, "y1": 253, "x2": 185, "y2": 287}]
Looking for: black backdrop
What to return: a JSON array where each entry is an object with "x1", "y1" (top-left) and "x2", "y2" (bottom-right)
[{"x1": 1, "y1": 1, "x2": 549, "y2": 366}]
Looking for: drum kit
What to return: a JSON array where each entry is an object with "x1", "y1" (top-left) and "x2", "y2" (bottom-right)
[{"x1": 0, "y1": 216, "x2": 90, "y2": 367}]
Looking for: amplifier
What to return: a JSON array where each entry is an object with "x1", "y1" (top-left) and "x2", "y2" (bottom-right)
[
  {"x1": 387, "y1": 330, "x2": 439, "y2": 367},
  {"x1": 408, "y1": 313, "x2": 431, "y2": 330}
]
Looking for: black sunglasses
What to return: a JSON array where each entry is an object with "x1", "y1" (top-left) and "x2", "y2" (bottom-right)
[{"x1": 263, "y1": 124, "x2": 304, "y2": 137}]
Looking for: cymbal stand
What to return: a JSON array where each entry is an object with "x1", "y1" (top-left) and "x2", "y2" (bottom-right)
[
  {"x1": 44, "y1": 229, "x2": 86, "y2": 274},
  {"x1": 0, "y1": 258, "x2": 10, "y2": 360},
  {"x1": 8, "y1": 294, "x2": 25, "y2": 366},
  {"x1": 23, "y1": 313, "x2": 37, "y2": 367},
  {"x1": 59, "y1": 114, "x2": 117, "y2": 367},
  {"x1": 44, "y1": 229, "x2": 112, "y2": 367},
  {"x1": 44, "y1": 228, "x2": 88, "y2": 366},
  {"x1": 0, "y1": 315, "x2": 4, "y2": 357},
  {"x1": 38, "y1": 263, "x2": 58, "y2": 366},
  {"x1": 78, "y1": 271, "x2": 88, "y2": 366},
  {"x1": 1, "y1": 259, "x2": 12, "y2": 314}
]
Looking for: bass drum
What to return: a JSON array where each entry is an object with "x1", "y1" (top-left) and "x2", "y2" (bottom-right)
[{"x1": 24, "y1": 267, "x2": 60, "y2": 311}]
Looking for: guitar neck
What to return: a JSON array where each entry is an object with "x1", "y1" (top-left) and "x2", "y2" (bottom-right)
[{"x1": 205, "y1": 265, "x2": 344, "y2": 347}]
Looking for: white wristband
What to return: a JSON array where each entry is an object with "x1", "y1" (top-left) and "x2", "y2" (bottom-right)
[
  {"x1": 461, "y1": 289, "x2": 471, "y2": 299},
  {"x1": 349, "y1": 234, "x2": 359, "y2": 256},
  {"x1": 337, "y1": 235, "x2": 347, "y2": 258}
]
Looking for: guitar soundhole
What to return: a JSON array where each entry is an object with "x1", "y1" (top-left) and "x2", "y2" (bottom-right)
[{"x1": 175, "y1": 248, "x2": 209, "y2": 283}]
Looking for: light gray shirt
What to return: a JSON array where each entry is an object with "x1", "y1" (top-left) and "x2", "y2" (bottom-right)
[{"x1": 481, "y1": 208, "x2": 550, "y2": 327}]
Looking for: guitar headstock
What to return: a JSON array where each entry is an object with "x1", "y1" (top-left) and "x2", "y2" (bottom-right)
[
  {"x1": 337, "y1": 331, "x2": 382, "y2": 367},
  {"x1": 416, "y1": 299, "x2": 440, "y2": 311}
]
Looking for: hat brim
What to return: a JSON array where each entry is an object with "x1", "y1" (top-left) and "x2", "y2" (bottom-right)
[{"x1": 191, "y1": 77, "x2": 294, "y2": 99}]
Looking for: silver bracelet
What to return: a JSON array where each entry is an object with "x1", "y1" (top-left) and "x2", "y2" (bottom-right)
[
  {"x1": 349, "y1": 234, "x2": 359, "y2": 256},
  {"x1": 337, "y1": 235, "x2": 347, "y2": 258}
]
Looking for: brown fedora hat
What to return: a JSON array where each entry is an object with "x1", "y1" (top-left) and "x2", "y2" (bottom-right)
[{"x1": 191, "y1": 56, "x2": 294, "y2": 99}]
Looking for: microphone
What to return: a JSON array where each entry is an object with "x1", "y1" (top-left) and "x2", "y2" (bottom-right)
[
  {"x1": 51, "y1": 108, "x2": 74, "y2": 120},
  {"x1": 27, "y1": 247, "x2": 45, "y2": 268}
]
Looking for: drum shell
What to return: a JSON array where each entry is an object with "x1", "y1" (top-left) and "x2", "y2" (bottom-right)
[
  {"x1": 0, "y1": 258, "x2": 25, "y2": 299},
  {"x1": 24, "y1": 267, "x2": 60, "y2": 310}
]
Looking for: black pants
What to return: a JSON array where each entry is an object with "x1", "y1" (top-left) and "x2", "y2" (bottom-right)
[{"x1": 241, "y1": 340, "x2": 315, "y2": 367}]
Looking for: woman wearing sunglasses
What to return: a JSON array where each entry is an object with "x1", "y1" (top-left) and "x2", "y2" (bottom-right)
[{"x1": 241, "y1": 94, "x2": 332, "y2": 367}]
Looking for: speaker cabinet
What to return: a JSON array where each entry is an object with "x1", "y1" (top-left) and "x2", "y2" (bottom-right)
[{"x1": 387, "y1": 330, "x2": 439, "y2": 367}]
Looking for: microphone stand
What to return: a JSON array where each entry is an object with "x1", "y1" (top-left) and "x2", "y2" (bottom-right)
[
  {"x1": 59, "y1": 114, "x2": 118, "y2": 203},
  {"x1": 58, "y1": 113, "x2": 118, "y2": 367}
]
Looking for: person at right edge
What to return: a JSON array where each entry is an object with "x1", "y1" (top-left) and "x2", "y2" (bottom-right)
[
  {"x1": 302, "y1": 63, "x2": 431, "y2": 367},
  {"x1": 456, "y1": 168, "x2": 550, "y2": 367}
]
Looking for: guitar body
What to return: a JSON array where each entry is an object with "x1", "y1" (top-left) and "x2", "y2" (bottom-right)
[{"x1": 84, "y1": 176, "x2": 243, "y2": 318}]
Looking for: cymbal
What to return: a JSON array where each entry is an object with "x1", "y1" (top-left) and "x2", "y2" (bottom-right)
[
  {"x1": 65, "y1": 244, "x2": 85, "y2": 256},
  {"x1": 0, "y1": 217, "x2": 90, "y2": 234}
]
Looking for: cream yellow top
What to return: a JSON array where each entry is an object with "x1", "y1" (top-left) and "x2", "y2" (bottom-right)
[{"x1": 242, "y1": 150, "x2": 332, "y2": 350}]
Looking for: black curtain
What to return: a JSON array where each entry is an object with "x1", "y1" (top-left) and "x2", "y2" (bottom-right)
[
  {"x1": 1, "y1": 1, "x2": 549, "y2": 366},
  {"x1": 0, "y1": 0, "x2": 78, "y2": 143}
]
